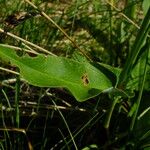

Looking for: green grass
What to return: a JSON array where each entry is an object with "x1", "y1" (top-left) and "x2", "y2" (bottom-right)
[{"x1": 0, "y1": 0, "x2": 150, "y2": 149}]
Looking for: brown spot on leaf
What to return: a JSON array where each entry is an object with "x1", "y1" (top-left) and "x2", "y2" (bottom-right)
[{"x1": 81, "y1": 73, "x2": 89, "y2": 86}]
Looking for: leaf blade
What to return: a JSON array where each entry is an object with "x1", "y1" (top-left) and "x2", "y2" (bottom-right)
[{"x1": 0, "y1": 45, "x2": 113, "y2": 101}]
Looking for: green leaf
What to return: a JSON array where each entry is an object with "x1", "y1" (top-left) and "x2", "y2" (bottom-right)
[
  {"x1": 82, "y1": 144, "x2": 98, "y2": 150},
  {"x1": 118, "y1": 8, "x2": 150, "y2": 86},
  {"x1": 142, "y1": 0, "x2": 150, "y2": 15},
  {"x1": 0, "y1": 45, "x2": 113, "y2": 101},
  {"x1": 127, "y1": 42, "x2": 150, "y2": 91}
]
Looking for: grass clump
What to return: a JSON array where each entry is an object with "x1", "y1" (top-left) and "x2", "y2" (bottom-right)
[{"x1": 0, "y1": 0, "x2": 150, "y2": 149}]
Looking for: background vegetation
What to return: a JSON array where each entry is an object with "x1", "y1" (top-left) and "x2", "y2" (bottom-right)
[{"x1": 0, "y1": 0, "x2": 149, "y2": 149}]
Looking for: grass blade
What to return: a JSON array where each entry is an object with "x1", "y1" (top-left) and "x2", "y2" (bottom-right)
[{"x1": 118, "y1": 8, "x2": 150, "y2": 87}]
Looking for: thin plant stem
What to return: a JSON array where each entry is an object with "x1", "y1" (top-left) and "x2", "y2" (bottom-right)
[
  {"x1": 1, "y1": 105, "x2": 13, "y2": 149},
  {"x1": 52, "y1": 100, "x2": 78, "y2": 150},
  {"x1": 41, "y1": 111, "x2": 49, "y2": 150},
  {"x1": 104, "y1": 96, "x2": 119, "y2": 129},
  {"x1": 2, "y1": 89, "x2": 12, "y2": 108},
  {"x1": 0, "y1": 44, "x2": 39, "y2": 55},
  {"x1": 15, "y1": 74, "x2": 20, "y2": 128},
  {"x1": 0, "y1": 67, "x2": 19, "y2": 75},
  {"x1": 0, "y1": 128, "x2": 33, "y2": 150},
  {"x1": 2, "y1": 89, "x2": 14, "y2": 124},
  {"x1": 58, "y1": 128, "x2": 70, "y2": 150},
  {"x1": 109, "y1": 0, "x2": 114, "y2": 64},
  {"x1": 105, "y1": 0, "x2": 140, "y2": 29},
  {"x1": 61, "y1": 112, "x2": 99, "y2": 150},
  {"x1": 0, "y1": 28, "x2": 56, "y2": 56},
  {"x1": 0, "y1": 142, "x2": 5, "y2": 150},
  {"x1": 14, "y1": 69, "x2": 21, "y2": 150},
  {"x1": 24, "y1": 0, "x2": 92, "y2": 61}
]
